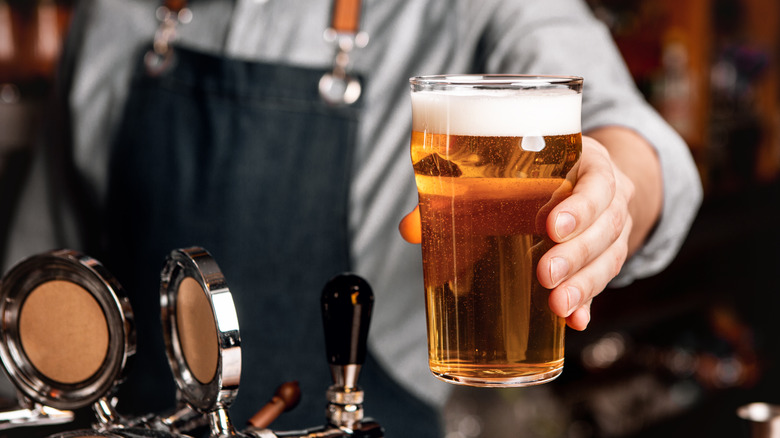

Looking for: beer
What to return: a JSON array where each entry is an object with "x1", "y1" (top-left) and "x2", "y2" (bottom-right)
[{"x1": 409, "y1": 76, "x2": 582, "y2": 386}]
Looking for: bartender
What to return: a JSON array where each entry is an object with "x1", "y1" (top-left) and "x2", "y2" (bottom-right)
[{"x1": 3, "y1": 0, "x2": 701, "y2": 436}]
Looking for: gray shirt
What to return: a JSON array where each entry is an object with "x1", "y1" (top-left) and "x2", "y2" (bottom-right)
[{"x1": 5, "y1": 0, "x2": 702, "y2": 408}]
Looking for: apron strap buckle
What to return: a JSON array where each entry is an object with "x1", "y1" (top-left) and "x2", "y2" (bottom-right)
[
  {"x1": 319, "y1": 0, "x2": 366, "y2": 106},
  {"x1": 144, "y1": 0, "x2": 192, "y2": 76}
]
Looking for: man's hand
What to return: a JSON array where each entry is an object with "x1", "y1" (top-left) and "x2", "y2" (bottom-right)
[
  {"x1": 538, "y1": 135, "x2": 635, "y2": 330},
  {"x1": 400, "y1": 126, "x2": 662, "y2": 331}
]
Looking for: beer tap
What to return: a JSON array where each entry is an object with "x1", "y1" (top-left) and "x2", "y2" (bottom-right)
[
  {"x1": 244, "y1": 274, "x2": 383, "y2": 438},
  {"x1": 320, "y1": 274, "x2": 374, "y2": 432},
  {"x1": 0, "y1": 249, "x2": 384, "y2": 438},
  {"x1": 157, "y1": 252, "x2": 381, "y2": 438}
]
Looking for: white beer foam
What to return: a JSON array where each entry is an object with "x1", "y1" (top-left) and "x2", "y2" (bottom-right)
[{"x1": 411, "y1": 88, "x2": 581, "y2": 137}]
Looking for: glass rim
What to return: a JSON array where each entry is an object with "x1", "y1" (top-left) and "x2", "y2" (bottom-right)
[{"x1": 409, "y1": 74, "x2": 583, "y2": 88}]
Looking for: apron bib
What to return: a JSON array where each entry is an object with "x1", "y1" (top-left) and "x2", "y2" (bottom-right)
[{"x1": 100, "y1": 40, "x2": 440, "y2": 437}]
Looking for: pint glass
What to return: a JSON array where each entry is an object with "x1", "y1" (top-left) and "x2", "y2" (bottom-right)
[{"x1": 409, "y1": 75, "x2": 582, "y2": 386}]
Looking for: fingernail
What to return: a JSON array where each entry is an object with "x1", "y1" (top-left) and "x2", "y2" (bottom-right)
[
  {"x1": 579, "y1": 305, "x2": 591, "y2": 330},
  {"x1": 550, "y1": 257, "x2": 569, "y2": 285},
  {"x1": 566, "y1": 286, "x2": 582, "y2": 316},
  {"x1": 555, "y1": 212, "x2": 576, "y2": 239}
]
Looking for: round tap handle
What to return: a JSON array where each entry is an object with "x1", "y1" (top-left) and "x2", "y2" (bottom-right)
[
  {"x1": 246, "y1": 381, "x2": 301, "y2": 429},
  {"x1": 321, "y1": 274, "x2": 374, "y2": 367}
]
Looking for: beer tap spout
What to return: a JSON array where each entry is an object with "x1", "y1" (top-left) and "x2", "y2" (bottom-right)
[
  {"x1": 243, "y1": 274, "x2": 383, "y2": 438},
  {"x1": 208, "y1": 406, "x2": 239, "y2": 437}
]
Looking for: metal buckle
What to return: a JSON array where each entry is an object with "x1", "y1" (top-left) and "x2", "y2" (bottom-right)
[
  {"x1": 319, "y1": 0, "x2": 367, "y2": 106},
  {"x1": 144, "y1": 1, "x2": 192, "y2": 76}
]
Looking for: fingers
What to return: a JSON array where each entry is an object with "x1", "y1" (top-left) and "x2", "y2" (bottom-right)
[
  {"x1": 548, "y1": 138, "x2": 617, "y2": 243},
  {"x1": 538, "y1": 174, "x2": 632, "y2": 288},
  {"x1": 566, "y1": 301, "x2": 592, "y2": 331},
  {"x1": 547, "y1": 213, "x2": 633, "y2": 330},
  {"x1": 399, "y1": 205, "x2": 422, "y2": 244},
  {"x1": 541, "y1": 137, "x2": 636, "y2": 331}
]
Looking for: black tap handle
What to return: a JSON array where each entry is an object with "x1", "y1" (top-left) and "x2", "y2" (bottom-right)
[{"x1": 321, "y1": 273, "x2": 374, "y2": 366}]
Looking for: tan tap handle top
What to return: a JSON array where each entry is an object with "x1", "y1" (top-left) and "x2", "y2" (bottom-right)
[{"x1": 246, "y1": 381, "x2": 302, "y2": 429}]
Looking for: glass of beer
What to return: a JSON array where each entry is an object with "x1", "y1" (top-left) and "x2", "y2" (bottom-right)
[{"x1": 409, "y1": 74, "x2": 582, "y2": 386}]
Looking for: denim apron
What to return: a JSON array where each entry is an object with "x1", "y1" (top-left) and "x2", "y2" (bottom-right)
[{"x1": 96, "y1": 6, "x2": 441, "y2": 438}]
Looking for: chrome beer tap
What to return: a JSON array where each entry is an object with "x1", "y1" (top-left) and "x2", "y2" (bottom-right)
[
  {"x1": 321, "y1": 274, "x2": 375, "y2": 433},
  {"x1": 244, "y1": 274, "x2": 383, "y2": 438},
  {"x1": 156, "y1": 254, "x2": 383, "y2": 438},
  {"x1": 0, "y1": 248, "x2": 383, "y2": 438}
]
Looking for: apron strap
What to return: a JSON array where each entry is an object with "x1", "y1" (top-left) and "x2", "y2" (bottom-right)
[
  {"x1": 143, "y1": 0, "x2": 367, "y2": 107},
  {"x1": 330, "y1": 0, "x2": 362, "y2": 34},
  {"x1": 320, "y1": 0, "x2": 367, "y2": 105}
]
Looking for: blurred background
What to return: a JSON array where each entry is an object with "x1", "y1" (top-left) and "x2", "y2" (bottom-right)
[
  {"x1": 0, "y1": 0, "x2": 779, "y2": 437},
  {"x1": 0, "y1": 0, "x2": 72, "y2": 271}
]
